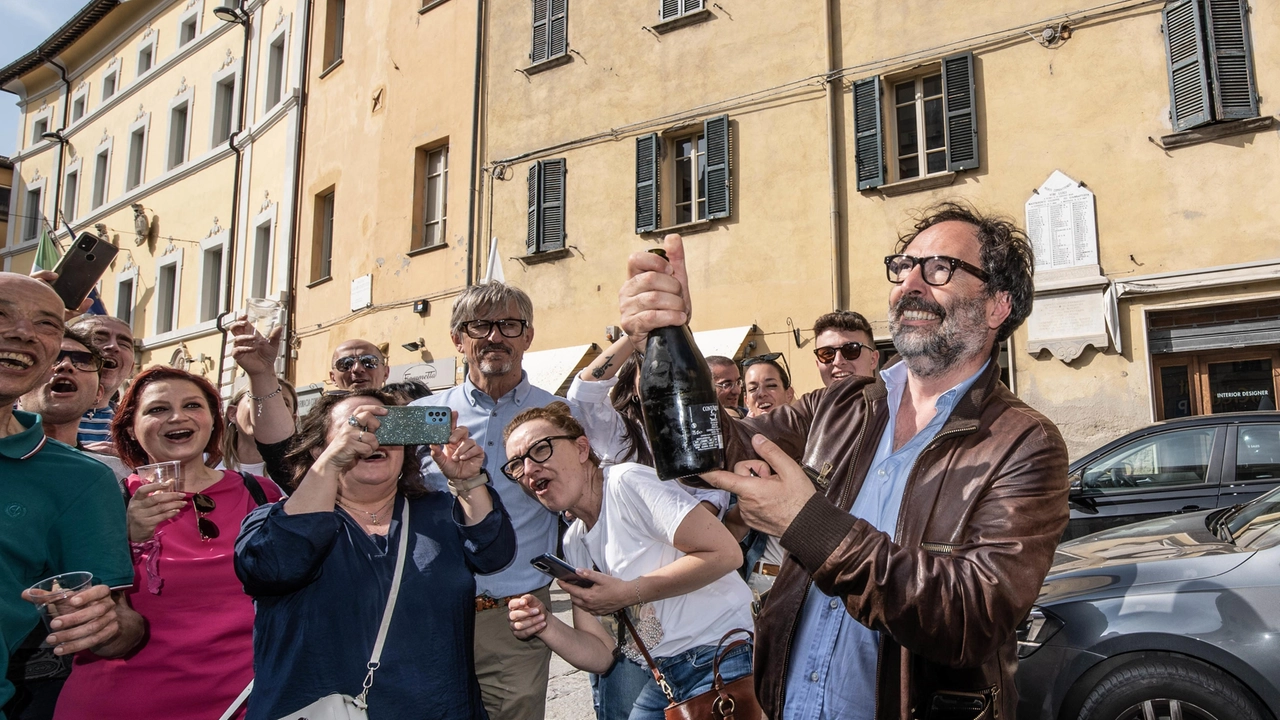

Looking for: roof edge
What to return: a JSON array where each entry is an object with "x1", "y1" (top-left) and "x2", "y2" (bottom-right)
[{"x1": 0, "y1": 0, "x2": 122, "y2": 89}]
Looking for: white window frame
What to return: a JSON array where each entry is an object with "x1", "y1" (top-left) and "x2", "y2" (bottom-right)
[
  {"x1": 196, "y1": 232, "x2": 228, "y2": 323},
  {"x1": 208, "y1": 61, "x2": 241, "y2": 148},
  {"x1": 63, "y1": 155, "x2": 83, "y2": 223},
  {"x1": 136, "y1": 32, "x2": 158, "y2": 79},
  {"x1": 416, "y1": 144, "x2": 448, "y2": 250},
  {"x1": 166, "y1": 87, "x2": 195, "y2": 171},
  {"x1": 90, "y1": 136, "x2": 113, "y2": 210},
  {"x1": 125, "y1": 112, "x2": 151, "y2": 191},
  {"x1": 70, "y1": 85, "x2": 89, "y2": 124},
  {"x1": 262, "y1": 24, "x2": 289, "y2": 114},
  {"x1": 102, "y1": 61, "x2": 120, "y2": 101},
  {"x1": 152, "y1": 248, "x2": 184, "y2": 337},
  {"x1": 249, "y1": 203, "x2": 277, "y2": 299},
  {"x1": 886, "y1": 67, "x2": 948, "y2": 183},
  {"x1": 29, "y1": 106, "x2": 55, "y2": 148},
  {"x1": 177, "y1": 2, "x2": 202, "y2": 47},
  {"x1": 114, "y1": 264, "x2": 138, "y2": 330},
  {"x1": 21, "y1": 176, "x2": 47, "y2": 244},
  {"x1": 666, "y1": 129, "x2": 706, "y2": 226}
]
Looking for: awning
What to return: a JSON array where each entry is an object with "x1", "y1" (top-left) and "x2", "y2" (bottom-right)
[
  {"x1": 692, "y1": 325, "x2": 757, "y2": 361},
  {"x1": 522, "y1": 343, "x2": 599, "y2": 396}
]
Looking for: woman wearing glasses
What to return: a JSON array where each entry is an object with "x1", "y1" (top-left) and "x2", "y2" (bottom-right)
[
  {"x1": 234, "y1": 390, "x2": 515, "y2": 719},
  {"x1": 54, "y1": 367, "x2": 284, "y2": 720},
  {"x1": 503, "y1": 403, "x2": 754, "y2": 720}
]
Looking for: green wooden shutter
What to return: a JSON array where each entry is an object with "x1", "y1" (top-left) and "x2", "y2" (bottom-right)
[
  {"x1": 1204, "y1": 0, "x2": 1258, "y2": 120},
  {"x1": 942, "y1": 52, "x2": 979, "y2": 172},
  {"x1": 660, "y1": 0, "x2": 680, "y2": 21},
  {"x1": 1163, "y1": 0, "x2": 1213, "y2": 130},
  {"x1": 526, "y1": 163, "x2": 539, "y2": 254},
  {"x1": 540, "y1": 159, "x2": 566, "y2": 251},
  {"x1": 852, "y1": 76, "x2": 884, "y2": 190},
  {"x1": 635, "y1": 133, "x2": 660, "y2": 233},
  {"x1": 704, "y1": 115, "x2": 730, "y2": 220},
  {"x1": 548, "y1": 0, "x2": 568, "y2": 59},
  {"x1": 529, "y1": 0, "x2": 550, "y2": 62}
]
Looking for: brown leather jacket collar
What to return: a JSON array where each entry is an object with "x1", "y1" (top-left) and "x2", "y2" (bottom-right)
[{"x1": 727, "y1": 348, "x2": 1069, "y2": 719}]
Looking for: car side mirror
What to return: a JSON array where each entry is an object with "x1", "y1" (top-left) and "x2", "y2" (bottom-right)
[{"x1": 1067, "y1": 472, "x2": 1099, "y2": 514}]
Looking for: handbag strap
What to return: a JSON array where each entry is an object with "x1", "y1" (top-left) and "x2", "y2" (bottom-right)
[
  {"x1": 615, "y1": 609, "x2": 676, "y2": 704},
  {"x1": 356, "y1": 499, "x2": 410, "y2": 704},
  {"x1": 217, "y1": 680, "x2": 253, "y2": 720}
]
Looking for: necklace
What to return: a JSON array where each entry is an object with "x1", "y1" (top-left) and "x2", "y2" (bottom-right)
[{"x1": 336, "y1": 495, "x2": 396, "y2": 525}]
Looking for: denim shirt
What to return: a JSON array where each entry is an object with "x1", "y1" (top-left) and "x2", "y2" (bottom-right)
[
  {"x1": 781, "y1": 360, "x2": 988, "y2": 720},
  {"x1": 412, "y1": 371, "x2": 581, "y2": 598}
]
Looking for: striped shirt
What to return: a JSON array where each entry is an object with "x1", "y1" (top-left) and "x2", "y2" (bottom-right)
[{"x1": 77, "y1": 405, "x2": 116, "y2": 446}]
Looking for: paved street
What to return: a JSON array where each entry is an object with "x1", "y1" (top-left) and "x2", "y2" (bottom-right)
[{"x1": 545, "y1": 583, "x2": 595, "y2": 720}]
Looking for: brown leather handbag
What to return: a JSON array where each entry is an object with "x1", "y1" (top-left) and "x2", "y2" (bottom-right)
[{"x1": 617, "y1": 612, "x2": 764, "y2": 720}]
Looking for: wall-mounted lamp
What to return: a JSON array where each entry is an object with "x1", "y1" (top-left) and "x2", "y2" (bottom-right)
[
  {"x1": 41, "y1": 129, "x2": 67, "y2": 144},
  {"x1": 401, "y1": 338, "x2": 426, "y2": 352},
  {"x1": 213, "y1": 4, "x2": 250, "y2": 24},
  {"x1": 412, "y1": 298, "x2": 430, "y2": 315}
]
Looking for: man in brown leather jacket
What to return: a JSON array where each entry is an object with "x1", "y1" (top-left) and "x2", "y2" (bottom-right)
[{"x1": 620, "y1": 203, "x2": 1069, "y2": 720}]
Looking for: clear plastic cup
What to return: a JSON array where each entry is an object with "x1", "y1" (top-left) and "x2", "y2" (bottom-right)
[
  {"x1": 137, "y1": 460, "x2": 184, "y2": 492},
  {"x1": 27, "y1": 572, "x2": 94, "y2": 632},
  {"x1": 244, "y1": 297, "x2": 282, "y2": 337}
]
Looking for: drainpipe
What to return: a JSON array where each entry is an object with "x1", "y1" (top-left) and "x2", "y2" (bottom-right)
[
  {"x1": 823, "y1": 0, "x2": 844, "y2": 311},
  {"x1": 215, "y1": 7, "x2": 254, "y2": 393},
  {"x1": 49, "y1": 59, "x2": 72, "y2": 241},
  {"x1": 284, "y1": 0, "x2": 314, "y2": 383},
  {"x1": 464, "y1": 0, "x2": 486, "y2": 287}
]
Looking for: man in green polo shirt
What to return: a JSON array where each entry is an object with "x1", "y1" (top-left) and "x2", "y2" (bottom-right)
[{"x1": 0, "y1": 273, "x2": 138, "y2": 716}]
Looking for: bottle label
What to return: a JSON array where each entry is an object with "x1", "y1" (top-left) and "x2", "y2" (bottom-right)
[{"x1": 686, "y1": 404, "x2": 724, "y2": 451}]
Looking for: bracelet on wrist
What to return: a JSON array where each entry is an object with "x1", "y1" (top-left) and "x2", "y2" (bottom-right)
[
  {"x1": 447, "y1": 470, "x2": 491, "y2": 498},
  {"x1": 247, "y1": 385, "x2": 283, "y2": 417}
]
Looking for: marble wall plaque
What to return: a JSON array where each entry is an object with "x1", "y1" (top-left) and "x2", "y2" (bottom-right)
[
  {"x1": 1026, "y1": 170, "x2": 1099, "y2": 271},
  {"x1": 1027, "y1": 289, "x2": 1110, "y2": 363}
]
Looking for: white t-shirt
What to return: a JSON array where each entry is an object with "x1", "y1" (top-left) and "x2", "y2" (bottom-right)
[
  {"x1": 562, "y1": 462, "x2": 754, "y2": 658},
  {"x1": 566, "y1": 376, "x2": 730, "y2": 515}
]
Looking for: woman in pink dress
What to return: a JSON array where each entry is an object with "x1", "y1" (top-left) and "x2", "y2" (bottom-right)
[{"x1": 54, "y1": 367, "x2": 282, "y2": 720}]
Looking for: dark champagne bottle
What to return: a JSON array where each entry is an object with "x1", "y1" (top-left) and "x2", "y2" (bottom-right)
[{"x1": 639, "y1": 250, "x2": 725, "y2": 486}]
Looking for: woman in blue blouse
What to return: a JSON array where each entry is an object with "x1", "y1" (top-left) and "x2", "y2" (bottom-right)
[{"x1": 234, "y1": 390, "x2": 515, "y2": 720}]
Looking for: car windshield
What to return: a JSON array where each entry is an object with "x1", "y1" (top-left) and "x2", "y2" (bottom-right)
[{"x1": 1222, "y1": 486, "x2": 1280, "y2": 547}]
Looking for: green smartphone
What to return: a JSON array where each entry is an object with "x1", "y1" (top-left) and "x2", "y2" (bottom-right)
[{"x1": 373, "y1": 406, "x2": 453, "y2": 446}]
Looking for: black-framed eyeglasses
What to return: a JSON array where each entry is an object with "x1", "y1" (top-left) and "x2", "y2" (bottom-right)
[
  {"x1": 884, "y1": 254, "x2": 989, "y2": 286},
  {"x1": 333, "y1": 354, "x2": 382, "y2": 373},
  {"x1": 56, "y1": 350, "x2": 103, "y2": 372},
  {"x1": 460, "y1": 318, "x2": 528, "y2": 339},
  {"x1": 193, "y1": 493, "x2": 219, "y2": 541},
  {"x1": 501, "y1": 435, "x2": 577, "y2": 482},
  {"x1": 813, "y1": 342, "x2": 866, "y2": 365}
]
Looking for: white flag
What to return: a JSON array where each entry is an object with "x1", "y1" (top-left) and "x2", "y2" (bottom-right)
[{"x1": 484, "y1": 237, "x2": 505, "y2": 284}]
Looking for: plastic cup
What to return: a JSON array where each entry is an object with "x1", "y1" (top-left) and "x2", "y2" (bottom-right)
[
  {"x1": 138, "y1": 460, "x2": 184, "y2": 493},
  {"x1": 244, "y1": 297, "x2": 281, "y2": 337},
  {"x1": 27, "y1": 572, "x2": 94, "y2": 632}
]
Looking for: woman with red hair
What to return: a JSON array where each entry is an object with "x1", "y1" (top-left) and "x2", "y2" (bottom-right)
[{"x1": 54, "y1": 367, "x2": 283, "y2": 720}]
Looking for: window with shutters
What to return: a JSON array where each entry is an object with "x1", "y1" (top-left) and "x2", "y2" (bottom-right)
[
  {"x1": 528, "y1": 0, "x2": 569, "y2": 70},
  {"x1": 634, "y1": 115, "x2": 731, "y2": 234},
  {"x1": 1162, "y1": 0, "x2": 1258, "y2": 133},
  {"x1": 852, "y1": 53, "x2": 979, "y2": 193},
  {"x1": 526, "y1": 159, "x2": 566, "y2": 255},
  {"x1": 654, "y1": 0, "x2": 710, "y2": 31},
  {"x1": 311, "y1": 188, "x2": 336, "y2": 283},
  {"x1": 412, "y1": 143, "x2": 449, "y2": 252}
]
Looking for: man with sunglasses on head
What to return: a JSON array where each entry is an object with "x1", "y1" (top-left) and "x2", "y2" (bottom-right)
[
  {"x1": 410, "y1": 281, "x2": 581, "y2": 720},
  {"x1": 811, "y1": 311, "x2": 880, "y2": 387},
  {"x1": 69, "y1": 314, "x2": 135, "y2": 450},
  {"x1": 329, "y1": 339, "x2": 391, "y2": 391},
  {"x1": 619, "y1": 202, "x2": 1069, "y2": 720}
]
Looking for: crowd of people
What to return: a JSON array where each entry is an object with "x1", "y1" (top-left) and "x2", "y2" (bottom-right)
[{"x1": 0, "y1": 200, "x2": 1069, "y2": 720}]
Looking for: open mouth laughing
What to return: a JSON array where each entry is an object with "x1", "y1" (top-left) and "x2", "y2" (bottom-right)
[
  {"x1": 49, "y1": 377, "x2": 80, "y2": 395},
  {"x1": 0, "y1": 351, "x2": 37, "y2": 370},
  {"x1": 163, "y1": 429, "x2": 196, "y2": 442}
]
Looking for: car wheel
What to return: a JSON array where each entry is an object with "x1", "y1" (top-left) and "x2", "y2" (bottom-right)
[{"x1": 1076, "y1": 655, "x2": 1267, "y2": 720}]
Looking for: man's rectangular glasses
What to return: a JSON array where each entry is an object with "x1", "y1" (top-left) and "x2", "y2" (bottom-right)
[
  {"x1": 813, "y1": 342, "x2": 865, "y2": 365},
  {"x1": 884, "y1": 255, "x2": 989, "y2": 286},
  {"x1": 333, "y1": 354, "x2": 382, "y2": 372},
  {"x1": 461, "y1": 319, "x2": 528, "y2": 339},
  {"x1": 57, "y1": 350, "x2": 103, "y2": 372}
]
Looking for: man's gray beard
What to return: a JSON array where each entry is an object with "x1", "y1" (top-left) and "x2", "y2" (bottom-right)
[
  {"x1": 478, "y1": 356, "x2": 514, "y2": 376},
  {"x1": 890, "y1": 294, "x2": 990, "y2": 379}
]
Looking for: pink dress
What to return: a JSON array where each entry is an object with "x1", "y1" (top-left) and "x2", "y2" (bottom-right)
[{"x1": 55, "y1": 470, "x2": 283, "y2": 720}]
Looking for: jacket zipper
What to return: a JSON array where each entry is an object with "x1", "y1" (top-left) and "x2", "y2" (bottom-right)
[{"x1": 920, "y1": 542, "x2": 955, "y2": 555}]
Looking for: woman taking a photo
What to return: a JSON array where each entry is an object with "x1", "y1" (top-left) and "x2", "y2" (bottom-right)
[
  {"x1": 55, "y1": 366, "x2": 284, "y2": 720},
  {"x1": 504, "y1": 403, "x2": 754, "y2": 720},
  {"x1": 234, "y1": 390, "x2": 515, "y2": 719}
]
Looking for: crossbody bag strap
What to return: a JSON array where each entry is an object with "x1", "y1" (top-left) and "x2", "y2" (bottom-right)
[
  {"x1": 217, "y1": 680, "x2": 253, "y2": 720},
  {"x1": 616, "y1": 609, "x2": 676, "y2": 704},
  {"x1": 356, "y1": 499, "x2": 410, "y2": 704}
]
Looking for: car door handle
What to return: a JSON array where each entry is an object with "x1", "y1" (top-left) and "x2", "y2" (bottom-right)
[{"x1": 1177, "y1": 505, "x2": 1201, "y2": 513}]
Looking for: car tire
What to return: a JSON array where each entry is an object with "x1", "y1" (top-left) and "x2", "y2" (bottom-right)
[{"x1": 1076, "y1": 655, "x2": 1267, "y2": 720}]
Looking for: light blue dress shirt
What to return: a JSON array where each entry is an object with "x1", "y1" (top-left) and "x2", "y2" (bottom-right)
[
  {"x1": 782, "y1": 360, "x2": 988, "y2": 720},
  {"x1": 412, "y1": 371, "x2": 581, "y2": 598}
]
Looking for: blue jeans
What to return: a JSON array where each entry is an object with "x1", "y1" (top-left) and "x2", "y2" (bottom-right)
[
  {"x1": 627, "y1": 642, "x2": 754, "y2": 720},
  {"x1": 591, "y1": 656, "x2": 654, "y2": 720}
]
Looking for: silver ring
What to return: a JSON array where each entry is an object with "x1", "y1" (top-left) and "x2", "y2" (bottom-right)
[
  {"x1": 358, "y1": 431, "x2": 365, "y2": 442},
  {"x1": 347, "y1": 415, "x2": 359, "y2": 427}
]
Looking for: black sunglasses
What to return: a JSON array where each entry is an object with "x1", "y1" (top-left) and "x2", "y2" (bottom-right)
[
  {"x1": 813, "y1": 342, "x2": 867, "y2": 365},
  {"x1": 501, "y1": 435, "x2": 577, "y2": 482},
  {"x1": 884, "y1": 254, "x2": 989, "y2": 286},
  {"x1": 193, "y1": 493, "x2": 218, "y2": 541},
  {"x1": 333, "y1": 354, "x2": 382, "y2": 373},
  {"x1": 460, "y1": 319, "x2": 528, "y2": 339},
  {"x1": 56, "y1": 350, "x2": 103, "y2": 372}
]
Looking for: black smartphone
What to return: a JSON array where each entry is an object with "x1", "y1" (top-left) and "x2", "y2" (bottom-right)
[
  {"x1": 372, "y1": 406, "x2": 453, "y2": 446},
  {"x1": 50, "y1": 234, "x2": 118, "y2": 311},
  {"x1": 530, "y1": 554, "x2": 594, "y2": 588}
]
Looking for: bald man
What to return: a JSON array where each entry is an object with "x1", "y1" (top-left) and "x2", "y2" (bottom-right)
[{"x1": 329, "y1": 339, "x2": 390, "y2": 390}]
